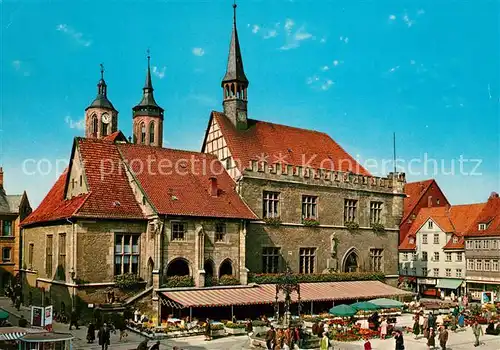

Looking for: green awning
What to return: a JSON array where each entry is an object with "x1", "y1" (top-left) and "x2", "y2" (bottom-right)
[{"x1": 436, "y1": 279, "x2": 463, "y2": 289}]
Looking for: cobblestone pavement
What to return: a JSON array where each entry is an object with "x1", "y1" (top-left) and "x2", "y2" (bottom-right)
[{"x1": 2, "y1": 298, "x2": 500, "y2": 349}]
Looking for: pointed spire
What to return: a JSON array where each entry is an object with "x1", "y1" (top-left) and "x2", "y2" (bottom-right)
[
  {"x1": 221, "y1": 0, "x2": 248, "y2": 86},
  {"x1": 133, "y1": 50, "x2": 163, "y2": 118},
  {"x1": 86, "y1": 63, "x2": 116, "y2": 111}
]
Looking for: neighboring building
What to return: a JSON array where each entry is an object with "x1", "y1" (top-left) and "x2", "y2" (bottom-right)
[
  {"x1": 400, "y1": 179, "x2": 449, "y2": 244},
  {"x1": 464, "y1": 192, "x2": 500, "y2": 300},
  {"x1": 399, "y1": 203, "x2": 485, "y2": 298},
  {"x1": 0, "y1": 168, "x2": 32, "y2": 290},
  {"x1": 201, "y1": 3, "x2": 406, "y2": 282},
  {"x1": 20, "y1": 54, "x2": 256, "y2": 316}
]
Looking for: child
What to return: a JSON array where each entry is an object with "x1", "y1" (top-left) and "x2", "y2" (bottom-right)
[{"x1": 363, "y1": 336, "x2": 372, "y2": 350}]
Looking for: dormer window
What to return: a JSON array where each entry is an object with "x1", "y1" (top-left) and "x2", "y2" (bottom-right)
[
  {"x1": 409, "y1": 237, "x2": 415, "y2": 244},
  {"x1": 479, "y1": 223, "x2": 487, "y2": 231},
  {"x1": 453, "y1": 236, "x2": 458, "y2": 243}
]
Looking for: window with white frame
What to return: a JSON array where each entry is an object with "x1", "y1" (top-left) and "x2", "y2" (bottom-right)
[
  {"x1": 445, "y1": 268, "x2": 451, "y2": 277},
  {"x1": 453, "y1": 236, "x2": 458, "y2": 243},
  {"x1": 343, "y1": 199, "x2": 358, "y2": 223},
  {"x1": 2, "y1": 248, "x2": 11, "y2": 262},
  {"x1": 215, "y1": 223, "x2": 226, "y2": 242},
  {"x1": 411, "y1": 252, "x2": 417, "y2": 261},
  {"x1": 422, "y1": 234, "x2": 428, "y2": 244},
  {"x1": 476, "y1": 259, "x2": 482, "y2": 271},
  {"x1": 475, "y1": 240, "x2": 481, "y2": 249},
  {"x1": 403, "y1": 266, "x2": 408, "y2": 275},
  {"x1": 263, "y1": 191, "x2": 280, "y2": 218},
  {"x1": 370, "y1": 249, "x2": 384, "y2": 272},
  {"x1": 484, "y1": 240, "x2": 490, "y2": 249},
  {"x1": 433, "y1": 252, "x2": 440, "y2": 262},
  {"x1": 422, "y1": 251, "x2": 428, "y2": 261},
  {"x1": 493, "y1": 260, "x2": 499, "y2": 271},
  {"x1": 484, "y1": 260, "x2": 491, "y2": 271},
  {"x1": 114, "y1": 234, "x2": 140, "y2": 275},
  {"x1": 171, "y1": 222, "x2": 187, "y2": 241},
  {"x1": 433, "y1": 268, "x2": 439, "y2": 277},
  {"x1": 467, "y1": 259, "x2": 474, "y2": 270},
  {"x1": 466, "y1": 240, "x2": 472, "y2": 249},
  {"x1": 421, "y1": 268, "x2": 428, "y2": 276},
  {"x1": 369, "y1": 202, "x2": 383, "y2": 224},
  {"x1": 433, "y1": 234, "x2": 439, "y2": 244},
  {"x1": 456, "y1": 252, "x2": 463, "y2": 262},
  {"x1": 478, "y1": 223, "x2": 487, "y2": 231},
  {"x1": 456, "y1": 269, "x2": 462, "y2": 278},
  {"x1": 262, "y1": 247, "x2": 280, "y2": 273},
  {"x1": 403, "y1": 252, "x2": 408, "y2": 261},
  {"x1": 428, "y1": 221, "x2": 433, "y2": 229},
  {"x1": 299, "y1": 248, "x2": 316, "y2": 274},
  {"x1": 1, "y1": 221, "x2": 13, "y2": 237},
  {"x1": 445, "y1": 252, "x2": 452, "y2": 262},
  {"x1": 493, "y1": 240, "x2": 498, "y2": 249},
  {"x1": 302, "y1": 196, "x2": 318, "y2": 219}
]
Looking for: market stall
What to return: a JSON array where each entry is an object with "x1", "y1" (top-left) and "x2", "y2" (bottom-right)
[{"x1": 17, "y1": 332, "x2": 73, "y2": 350}]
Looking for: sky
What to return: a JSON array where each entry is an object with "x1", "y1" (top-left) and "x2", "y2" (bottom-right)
[{"x1": 0, "y1": 0, "x2": 499, "y2": 208}]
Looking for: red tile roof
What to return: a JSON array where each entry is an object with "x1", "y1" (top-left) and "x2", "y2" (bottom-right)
[
  {"x1": 22, "y1": 136, "x2": 256, "y2": 227},
  {"x1": 162, "y1": 281, "x2": 410, "y2": 307},
  {"x1": 465, "y1": 193, "x2": 500, "y2": 237},
  {"x1": 442, "y1": 235, "x2": 465, "y2": 250},
  {"x1": 399, "y1": 234, "x2": 416, "y2": 250},
  {"x1": 403, "y1": 179, "x2": 434, "y2": 220},
  {"x1": 21, "y1": 170, "x2": 89, "y2": 226},
  {"x1": 209, "y1": 112, "x2": 370, "y2": 176},
  {"x1": 399, "y1": 203, "x2": 485, "y2": 250},
  {"x1": 117, "y1": 143, "x2": 256, "y2": 219}
]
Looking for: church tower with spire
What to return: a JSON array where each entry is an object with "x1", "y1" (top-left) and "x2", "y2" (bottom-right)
[
  {"x1": 222, "y1": 2, "x2": 249, "y2": 130},
  {"x1": 132, "y1": 52, "x2": 164, "y2": 147},
  {"x1": 85, "y1": 64, "x2": 118, "y2": 139}
]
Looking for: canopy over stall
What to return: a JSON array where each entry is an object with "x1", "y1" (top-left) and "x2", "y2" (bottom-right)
[
  {"x1": 368, "y1": 298, "x2": 404, "y2": 309},
  {"x1": 18, "y1": 332, "x2": 73, "y2": 350}
]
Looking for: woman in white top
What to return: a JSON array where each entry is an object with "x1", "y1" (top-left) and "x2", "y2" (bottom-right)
[{"x1": 380, "y1": 319, "x2": 388, "y2": 340}]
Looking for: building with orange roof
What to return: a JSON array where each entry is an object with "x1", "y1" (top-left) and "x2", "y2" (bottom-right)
[
  {"x1": 398, "y1": 202, "x2": 485, "y2": 297},
  {"x1": 464, "y1": 192, "x2": 500, "y2": 300}
]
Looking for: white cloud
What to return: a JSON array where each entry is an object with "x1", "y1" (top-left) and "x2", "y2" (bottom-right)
[
  {"x1": 65, "y1": 116, "x2": 85, "y2": 130},
  {"x1": 410, "y1": 60, "x2": 416, "y2": 65},
  {"x1": 295, "y1": 27, "x2": 312, "y2": 41},
  {"x1": 388, "y1": 65, "x2": 400, "y2": 73},
  {"x1": 389, "y1": 14, "x2": 396, "y2": 20},
  {"x1": 321, "y1": 80, "x2": 334, "y2": 90},
  {"x1": 280, "y1": 25, "x2": 313, "y2": 50},
  {"x1": 12, "y1": 60, "x2": 21, "y2": 70},
  {"x1": 264, "y1": 29, "x2": 278, "y2": 39},
  {"x1": 56, "y1": 24, "x2": 92, "y2": 47},
  {"x1": 151, "y1": 66, "x2": 166, "y2": 79},
  {"x1": 333, "y1": 60, "x2": 339, "y2": 66},
  {"x1": 252, "y1": 25, "x2": 260, "y2": 34},
  {"x1": 321, "y1": 65, "x2": 329, "y2": 71},
  {"x1": 417, "y1": 9, "x2": 425, "y2": 15},
  {"x1": 339, "y1": 36, "x2": 349, "y2": 43},
  {"x1": 284, "y1": 19, "x2": 295, "y2": 33},
  {"x1": 192, "y1": 47, "x2": 205, "y2": 57},
  {"x1": 306, "y1": 75, "x2": 319, "y2": 85},
  {"x1": 320, "y1": 37, "x2": 326, "y2": 43},
  {"x1": 403, "y1": 14, "x2": 414, "y2": 27}
]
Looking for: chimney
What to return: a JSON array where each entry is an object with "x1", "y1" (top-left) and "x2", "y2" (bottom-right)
[
  {"x1": 427, "y1": 195, "x2": 433, "y2": 208},
  {"x1": 209, "y1": 177, "x2": 218, "y2": 197},
  {"x1": 0, "y1": 167, "x2": 3, "y2": 189}
]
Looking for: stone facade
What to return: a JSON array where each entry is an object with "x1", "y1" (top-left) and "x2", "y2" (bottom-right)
[
  {"x1": 464, "y1": 237, "x2": 500, "y2": 300},
  {"x1": 239, "y1": 162, "x2": 405, "y2": 280}
]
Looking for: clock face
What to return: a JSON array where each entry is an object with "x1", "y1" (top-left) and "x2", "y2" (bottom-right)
[
  {"x1": 101, "y1": 113, "x2": 111, "y2": 124},
  {"x1": 237, "y1": 111, "x2": 246, "y2": 121}
]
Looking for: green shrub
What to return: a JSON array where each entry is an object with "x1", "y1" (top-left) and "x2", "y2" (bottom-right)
[
  {"x1": 164, "y1": 276, "x2": 194, "y2": 288},
  {"x1": 371, "y1": 223, "x2": 386, "y2": 234},
  {"x1": 224, "y1": 321, "x2": 246, "y2": 329},
  {"x1": 114, "y1": 273, "x2": 143, "y2": 289},
  {"x1": 248, "y1": 271, "x2": 385, "y2": 284},
  {"x1": 219, "y1": 275, "x2": 240, "y2": 286},
  {"x1": 264, "y1": 217, "x2": 282, "y2": 227},
  {"x1": 345, "y1": 221, "x2": 359, "y2": 232},
  {"x1": 302, "y1": 218, "x2": 320, "y2": 227}
]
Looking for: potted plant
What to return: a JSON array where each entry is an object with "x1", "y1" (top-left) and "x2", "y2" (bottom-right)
[{"x1": 224, "y1": 321, "x2": 247, "y2": 335}]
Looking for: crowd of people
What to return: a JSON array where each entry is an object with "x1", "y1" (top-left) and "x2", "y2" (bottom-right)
[{"x1": 264, "y1": 325, "x2": 305, "y2": 349}]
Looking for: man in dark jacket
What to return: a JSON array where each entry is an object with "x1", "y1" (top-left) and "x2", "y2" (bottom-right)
[
  {"x1": 98, "y1": 323, "x2": 111, "y2": 350},
  {"x1": 69, "y1": 308, "x2": 79, "y2": 330},
  {"x1": 265, "y1": 325, "x2": 275, "y2": 349},
  {"x1": 394, "y1": 330, "x2": 405, "y2": 350}
]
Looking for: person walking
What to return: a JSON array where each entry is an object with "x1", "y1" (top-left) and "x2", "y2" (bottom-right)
[
  {"x1": 413, "y1": 313, "x2": 421, "y2": 339},
  {"x1": 458, "y1": 313, "x2": 465, "y2": 329},
  {"x1": 69, "y1": 308, "x2": 79, "y2": 330},
  {"x1": 97, "y1": 323, "x2": 111, "y2": 350},
  {"x1": 427, "y1": 328, "x2": 436, "y2": 349},
  {"x1": 438, "y1": 325, "x2": 448, "y2": 350},
  {"x1": 394, "y1": 330, "x2": 405, "y2": 350},
  {"x1": 204, "y1": 318, "x2": 212, "y2": 341},
  {"x1": 265, "y1": 326, "x2": 275, "y2": 349},
  {"x1": 472, "y1": 320, "x2": 483, "y2": 347},
  {"x1": 428, "y1": 312, "x2": 436, "y2": 330},
  {"x1": 320, "y1": 332, "x2": 329, "y2": 350},
  {"x1": 423, "y1": 315, "x2": 429, "y2": 339},
  {"x1": 87, "y1": 322, "x2": 96, "y2": 343},
  {"x1": 380, "y1": 318, "x2": 388, "y2": 340}
]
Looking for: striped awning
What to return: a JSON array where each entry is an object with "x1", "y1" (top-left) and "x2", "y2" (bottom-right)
[
  {"x1": 160, "y1": 280, "x2": 411, "y2": 308},
  {"x1": 0, "y1": 332, "x2": 25, "y2": 341}
]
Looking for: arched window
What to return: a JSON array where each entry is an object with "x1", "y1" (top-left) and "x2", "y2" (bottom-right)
[
  {"x1": 149, "y1": 122, "x2": 155, "y2": 145},
  {"x1": 91, "y1": 115, "x2": 98, "y2": 136},
  {"x1": 166, "y1": 258, "x2": 190, "y2": 277},
  {"x1": 219, "y1": 259, "x2": 233, "y2": 278},
  {"x1": 140, "y1": 123, "x2": 146, "y2": 144},
  {"x1": 101, "y1": 120, "x2": 108, "y2": 137},
  {"x1": 343, "y1": 249, "x2": 359, "y2": 273}
]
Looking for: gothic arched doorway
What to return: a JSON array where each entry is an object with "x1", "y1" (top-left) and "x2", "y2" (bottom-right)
[
  {"x1": 219, "y1": 259, "x2": 233, "y2": 278},
  {"x1": 343, "y1": 249, "x2": 359, "y2": 272},
  {"x1": 166, "y1": 258, "x2": 190, "y2": 277}
]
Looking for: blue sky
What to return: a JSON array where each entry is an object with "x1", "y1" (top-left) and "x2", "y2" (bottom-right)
[{"x1": 1, "y1": 1, "x2": 499, "y2": 208}]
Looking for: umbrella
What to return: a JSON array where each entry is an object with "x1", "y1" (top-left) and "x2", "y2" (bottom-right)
[
  {"x1": 0, "y1": 310, "x2": 9, "y2": 320},
  {"x1": 351, "y1": 301, "x2": 380, "y2": 311},
  {"x1": 369, "y1": 298, "x2": 404, "y2": 309},
  {"x1": 328, "y1": 304, "x2": 357, "y2": 317}
]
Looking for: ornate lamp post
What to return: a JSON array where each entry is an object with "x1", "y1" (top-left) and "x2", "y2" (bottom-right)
[{"x1": 275, "y1": 267, "x2": 301, "y2": 327}]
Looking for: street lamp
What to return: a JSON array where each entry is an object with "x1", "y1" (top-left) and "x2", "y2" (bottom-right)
[{"x1": 275, "y1": 267, "x2": 301, "y2": 327}]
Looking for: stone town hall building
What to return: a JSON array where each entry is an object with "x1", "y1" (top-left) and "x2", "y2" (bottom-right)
[{"x1": 21, "y1": 4, "x2": 405, "y2": 315}]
